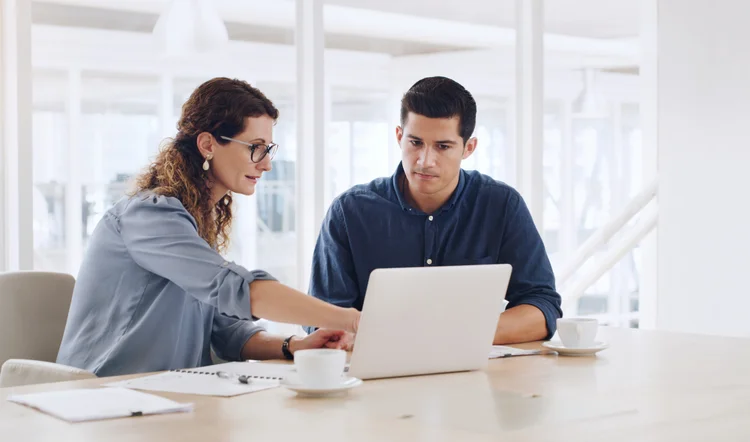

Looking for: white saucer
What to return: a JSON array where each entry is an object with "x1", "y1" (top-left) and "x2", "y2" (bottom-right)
[
  {"x1": 542, "y1": 340, "x2": 609, "y2": 356},
  {"x1": 280, "y1": 376, "x2": 363, "y2": 397}
]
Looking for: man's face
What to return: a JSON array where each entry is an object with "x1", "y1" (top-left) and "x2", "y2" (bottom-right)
[{"x1": 397, "y1": 112, "x2": 476, "y2": 197}]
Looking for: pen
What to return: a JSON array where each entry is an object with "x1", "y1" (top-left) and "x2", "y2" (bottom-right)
[{"x1": 215, "y1": 371, "x2": 251, "y2": 384}]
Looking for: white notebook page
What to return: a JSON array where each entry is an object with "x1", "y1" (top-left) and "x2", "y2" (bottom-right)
[{"x1": 8, "y1": 387, "x2": 193, "y2": 422}]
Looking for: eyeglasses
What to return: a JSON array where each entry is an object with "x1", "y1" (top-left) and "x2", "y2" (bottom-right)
[{"x1": 220, "y1": 136, "x2": 279, "y2": 163}]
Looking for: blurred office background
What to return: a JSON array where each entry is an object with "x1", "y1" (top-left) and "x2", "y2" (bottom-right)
[{"x1": 3, "y1": 0, "x2": 748, "y2": 338}]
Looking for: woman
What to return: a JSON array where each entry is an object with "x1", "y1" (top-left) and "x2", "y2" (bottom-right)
[{"x1": 57, "y1": 77, "x2": 358, "y2": 376}]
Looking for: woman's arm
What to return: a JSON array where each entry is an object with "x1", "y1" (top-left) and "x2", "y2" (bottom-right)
[
  {"x1": 249, "y1": 280, "x2": 359, "y2": 333},
  {"x1": 240, "y1": 329, "x2": 353, "y2": 361},
  {"x1": 119, "y1": 195, "x2": 357, "y2": 331}
]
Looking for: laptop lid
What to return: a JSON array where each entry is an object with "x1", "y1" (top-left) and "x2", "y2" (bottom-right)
[{"x1": 348, "y1": 264, "x2": 512, "y2": 380}]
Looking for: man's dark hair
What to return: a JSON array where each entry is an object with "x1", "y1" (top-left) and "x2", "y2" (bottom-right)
[{"x1": 400, "y1": 76, "x2": 477, "y2": 143}]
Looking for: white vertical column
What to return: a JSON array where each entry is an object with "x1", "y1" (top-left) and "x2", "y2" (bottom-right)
[
  {"x1": 159, "y1": 74, "x2": 174, "y2": 143},
  {"x1": 515, "y1": 0, "x2": 544, "y2": 230},
  {"x1": 617, "y1": 103, "x2": 635, "y2": 327},
  {"x1": 608, "y1": 102, "x2": 625, "y2": 326},
  {"x1": 228, "y1": 194, "x2": 258, "y2": 272},
  {"x1": 0, "y1": 1, "x2": 6, "y2": 271},
  {"x1": 1, "y1": 0, "x2": 33, "y2": 270},
  {"x1": 65, "y1": 69, "x2": 83, "y2": 275},
  {"x1": 244, "y1": 195, "x2": 258, "y2": 270},
  {"x1": 638, "y1": 0, "x2": 658, "y2": 329},
  {"x1": 559, "y1": 101, "x2": 576, "y2": 261},
  {"x1": 323, "y1": 79, "x2": 335, "y2": 207},
  {"x1": 295, "y1": 0, "x2": 325, "y2": 291},
  {"x1": 559, "y1": 101, "x2": 577, "y2": 317},
  {"x1": 504, "y1": 98, "x2": 517, "y2": 186}
]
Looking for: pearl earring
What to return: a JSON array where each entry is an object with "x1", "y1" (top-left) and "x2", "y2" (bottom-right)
[
  {"x1": 224, "y1": 196, "x2": 229, "y2": 206},
  {"x1": 202, "y1": 154, "x2": 213, "y2": 171}
]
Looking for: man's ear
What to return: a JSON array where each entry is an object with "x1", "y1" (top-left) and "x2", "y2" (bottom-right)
[
  {"x1": 395, "y1": 126, "x2": 404, "y2": 147},
  {"x1": 462, "y1": 137, "x2": 478, "y2": 160},
  {"x1": 196, "y1": 132, "x2": 215, "y2": 159}
]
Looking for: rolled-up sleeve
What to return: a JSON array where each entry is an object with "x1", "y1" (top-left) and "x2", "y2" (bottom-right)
[
  {"x1": 500, "y1": 191, "x2": 563, "y2": 339},
  {"x1": 117, "y1": 194, "x2": 276, "y2": 320},
  {"x1": 211, "y1": 312, "x2": 265, "y2": 361}
]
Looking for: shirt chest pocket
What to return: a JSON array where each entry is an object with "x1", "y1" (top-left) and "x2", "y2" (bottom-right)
[{"x1": 442, "y1": 255, "x2": 495, "y2": 266}]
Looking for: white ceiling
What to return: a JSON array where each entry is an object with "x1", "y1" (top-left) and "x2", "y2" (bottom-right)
[
  {"x1": 29, "y1": 0, "x2": 640, "y2": 107},
  {"x1": 32, "y1": 0, "x2": 641, "y2": 57},
  {"x1": 31, "y1": 1, "x2": 469, "y2": 56},
  {"x1": 323, "y1": 0, "x2": 640, "y2": 39}
]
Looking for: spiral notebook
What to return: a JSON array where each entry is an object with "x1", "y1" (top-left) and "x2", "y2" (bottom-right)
[
  {"x1": 202, "y1": 361, "x2": 297, "y2": 379},
  {"x1": 104, "y1": 362, "x2": 293, "y2": 397}
]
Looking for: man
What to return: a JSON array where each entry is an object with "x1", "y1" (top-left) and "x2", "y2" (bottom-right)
[{"x1": 309, "y1": 76, "x2": 561, "y2": 344}]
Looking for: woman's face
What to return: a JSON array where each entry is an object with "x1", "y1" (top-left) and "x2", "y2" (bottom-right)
[{"x1": 200, "y1": 116, "x2": 275, "y2": 198}]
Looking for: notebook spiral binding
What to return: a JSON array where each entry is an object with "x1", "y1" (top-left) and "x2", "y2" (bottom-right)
[{"x1": 167, "y1": 369, "x2": 283, "y2": 380}]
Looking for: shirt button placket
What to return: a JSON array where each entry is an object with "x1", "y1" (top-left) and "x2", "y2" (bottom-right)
[{"x1": 425, "y1": 215, "x2": 436, "y2": 266}]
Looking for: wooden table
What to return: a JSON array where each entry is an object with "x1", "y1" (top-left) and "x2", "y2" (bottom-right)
[{"x1": 2, "y1": 327, "x2": 750, "y2": 441}]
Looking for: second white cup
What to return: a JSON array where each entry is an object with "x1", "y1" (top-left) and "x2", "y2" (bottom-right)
[{"x1": 556, "y1": 318, "x2": 598, "y2": 348}]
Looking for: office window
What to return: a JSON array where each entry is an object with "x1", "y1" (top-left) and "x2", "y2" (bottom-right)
[{"x1": 544, "y1": 0, "x2": 643, "y2": 326}]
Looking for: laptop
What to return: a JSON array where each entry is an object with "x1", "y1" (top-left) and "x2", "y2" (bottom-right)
[{"x1": 347, "y1": 264, "x2": 512, "y2": 380}]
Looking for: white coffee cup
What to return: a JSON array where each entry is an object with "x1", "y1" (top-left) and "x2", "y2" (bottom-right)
[
  {"x1": 556, "y1": 318, "x2": 598, "y2": 349},
  {"x1": 293, "y1": 349, "x2": 347, "y2": 388}
]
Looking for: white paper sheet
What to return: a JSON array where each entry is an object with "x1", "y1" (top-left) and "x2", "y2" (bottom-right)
[
  {"x1": 8, "y1": 387, "x2": 192, "y2": 422},
  {"x1": 489, "y1": 345, "x2": 552, "y2": 358},
  {"x1": 104, "y1": 369, "x2": 279, "y2": 397}
]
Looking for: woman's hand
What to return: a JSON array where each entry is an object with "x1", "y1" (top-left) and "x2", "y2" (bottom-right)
[
  {"x1": 290, "y1": 329, "x2": 356, "y2": 353},
  {"x1": 345, "y1": 308, "x2": 360, "y2": 334}
]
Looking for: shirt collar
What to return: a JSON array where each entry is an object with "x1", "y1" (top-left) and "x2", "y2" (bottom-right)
[{"x1": 390, "y1": 162, "x2": 466, "y2": 215}]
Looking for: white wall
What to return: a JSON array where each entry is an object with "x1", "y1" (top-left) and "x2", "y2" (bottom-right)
[{"x1": 657, "y1": 0, "x2": 750, "y2": 336}]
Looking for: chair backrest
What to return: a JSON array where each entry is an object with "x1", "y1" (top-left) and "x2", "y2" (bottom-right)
[
  {"x1": 0, "y1": 271, "x2": 75, "y2": 365},
  {"x1": 0, "y1": 359, "x2": 96, "y2": 388}
]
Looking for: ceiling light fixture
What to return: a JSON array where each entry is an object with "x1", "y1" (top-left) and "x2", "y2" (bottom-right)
[{"x1": 153, "y1": 0, "x2": 229, "y2": 56}]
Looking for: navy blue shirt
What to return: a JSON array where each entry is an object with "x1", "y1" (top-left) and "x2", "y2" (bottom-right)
[{"x1": 309, "y1": 164, "x2": 562, "y2": 339}]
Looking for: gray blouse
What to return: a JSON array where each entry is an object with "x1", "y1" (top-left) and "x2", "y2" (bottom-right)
[{"x1": 57, "y1": 192, "x2": 273, "y2": 376}]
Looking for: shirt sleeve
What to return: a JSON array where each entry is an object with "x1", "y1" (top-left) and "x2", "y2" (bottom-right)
[
  {"x1": 211, "y1": 311, "x2": 266, "y2": 362},
  {"x1": 117, "y1": 194, "x2": 276, "y2": 321},
  {"x1": 306, "y1": 197, "x2": 360, "y2": 333},
  {"x1": 499, "y1": 191, "x2": 563, "y2": 339}
]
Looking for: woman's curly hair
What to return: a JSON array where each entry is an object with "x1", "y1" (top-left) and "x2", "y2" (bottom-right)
[{"x1": 132, "y1": 77, "x2": 279, "y2": 253}]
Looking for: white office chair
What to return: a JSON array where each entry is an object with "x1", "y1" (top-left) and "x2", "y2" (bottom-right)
[
  {"x1": 0, "y1": 271, "x2": 96, "y2": 387},
  {"x1": 0, "y1": 359, "x2": 95, "y2": 388}
]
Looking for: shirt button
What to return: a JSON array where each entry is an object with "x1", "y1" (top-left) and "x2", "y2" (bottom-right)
[
  {"x1": 222, "y1": 261, "x2": 229, "y2": 267},
  {"x1": 426, "y1": 259, "x2": 433, "y2": 265},
  {"x1": 428, "y1": 216, "x2": 434, "y2": 221}
]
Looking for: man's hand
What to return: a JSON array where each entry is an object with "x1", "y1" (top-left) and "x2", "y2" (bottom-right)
[
  {"x1": 323, "y1": 331, "x2": 355, "y2": 351},
  {"x1": 289, "y1": 329, "x2": 356, "y2": 354}
]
